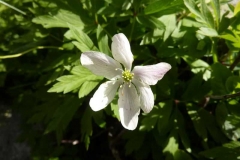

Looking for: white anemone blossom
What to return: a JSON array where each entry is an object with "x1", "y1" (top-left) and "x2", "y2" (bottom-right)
[{"x1": 80, "y1": 33, "x2": 171, "y2": 130}]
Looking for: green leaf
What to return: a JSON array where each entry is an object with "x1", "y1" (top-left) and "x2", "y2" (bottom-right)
[
  {"x1": 68, "y1": 24, "x2": 98, "y2": 52},
  {"x1": 176, "y1": 109, "x2": 191, "y2": 153},
  {"x1": 200, "y1": 141, "x2": 240, "y2": 160},
  {"x1": 144, "y1": 0, "x2": 183, "y2": 15},
  {"x1": 159, "y1": 14, "x2": 176, "y2": 41},
  {"x1": 188, "y1": 106, "x2": 208, "y2": 141},
  {"x1": 234, "y1": 1, "x2": 240, "y2": 16},
  {"x1": 78, "y1": 80, "x2": 100, "y2": 98},
  {"x1": 140, "y1": 106, "x2": 159, "y2": 131},
  {"x1": 184, "y1": 0, "x2": 203, "y2": 19},
  {"x1": 140, "y1": 30, "x2": 163, "y2": 45},
  {"x1": 122, "y1": 0, "x2": 132, "y2": 10},
  {"x1": 182, "y1": 73, "x2": 205, "y2": 100},
  {"x1": 97, "y1": 25, "x2": 111, "y2": 55},
  {"x1": 198, "y1": 109, "x2": 227, "y2": 143},
  {"x1": 48, "y1": 65, "x2": 102, "y2": 95},
  {"x1": 210, "y1": 0, "x2": 220, "y2": 29},
  {"x1": 190, "y1": 59, "x2": 211, "y2": 80},
  {"x1": 225, "y1": 76, "x2": 240, "y2": 93},
  {"x1": 45, "y1": 96, "x2": 81, "y2": 135},
  {"x1": 124, "y1": 131, "x2": 145, "y2": 155},
  {"x1": 215, "y1": 102, "x2": 228, "y2": 126},
  {"x1": 163, "y1": 130, "x2": 179, "y2": 155},
  {"x1": 137, "y1": 16, "x2": 165, "y2": 30},
  {"x1": 220, "y1": 30, "x2": 239, "y2": 43},
  {"x1": 92, "y1": 110, "x2": 106, "y2": 128},
  {"x1": 211, "y1": 63, "x2": 232, "y2": 95},
  {"x1": 81, "y1": 107, "x2": 93, "y2": 149},
  {"x1": 110, "y1": 98, "x2": 120, "y2": 120},
  {"x1": 224, "y1": 115, "x2": 240, "y2": 140},
  {"x1": 32, "y1": 9, "x2": 85, "y2": 28},
  {"x1": 157, "y1": 101, "x2": 173, "y2": 135},
  {"x1": 197, "y1": 27, "x2": 218, "y2": 37},
  {"x1": 174, "y1": 149, "x2": 192, "y2": 160},
  {"x1": 144, "y1": 0, "x2": 174, "y2": 15},
  {"x1": 200, "y1": 0, "x2": 214, "y2": 28},
  {"x1": 123, "y1": 130, "x2": 146, "y2": 155}
]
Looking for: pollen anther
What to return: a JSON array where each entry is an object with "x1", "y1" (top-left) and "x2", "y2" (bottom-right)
[{"x1": 122, "y1": 70, "x2": 134, "y2": 82}]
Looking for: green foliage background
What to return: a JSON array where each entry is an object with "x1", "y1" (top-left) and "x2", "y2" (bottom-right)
[{"x1": 1, "y1": 0, "x2": 240, "y2": 159}]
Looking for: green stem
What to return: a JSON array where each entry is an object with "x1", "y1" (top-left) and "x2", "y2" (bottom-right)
[
  {"x1": 211, "y1": 38, "x2": 218, "y2": 63},
  {"x1": 0, "y1": 46, "x2": 64, "y2": 59},
  {"x1": 129, "y1": 17, "x2": 136, "y2": 42},
  {"x1": 0, "y1": 0, "x2": 26, "y2": 15},
  {"x1": 94, "y1": 14, "x2": 98, "y2": 25},
  {"x1": 208, "y1": 91, "x2": 240, "y2": 99}
]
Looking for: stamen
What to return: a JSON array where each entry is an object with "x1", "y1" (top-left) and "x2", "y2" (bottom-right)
[
  {"x1": 122, "y1": 69, "x2": 134, "y2": 83},
  {"x1": 116, "y1": 68, "x2": 123, "y2": 72}
]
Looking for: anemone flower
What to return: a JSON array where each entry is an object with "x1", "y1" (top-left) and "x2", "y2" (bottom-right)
[{"x1": 80, "y1": 33, "x2": 171, "y2": 130}]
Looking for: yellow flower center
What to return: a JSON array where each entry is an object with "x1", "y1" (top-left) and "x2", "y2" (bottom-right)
[{"x1": 122, "y1": 70, "x2": 134, "y2": 82}]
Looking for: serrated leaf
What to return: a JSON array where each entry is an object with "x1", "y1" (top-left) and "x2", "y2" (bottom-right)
[
  {"x1": 210, "y1": 0, "x2": 220, "y2": 29},
  {"x1": 48, "y1": 65, "x2": 102, "y2": 95},
  {"x1": 215, "y1": 102, "x2": 228, "y2": 126},
  {"x1": 211, "y1": 63, "x2": 232, "y2": 95},
  {"x1": 97, "y1": 25, "x2": 111, "y2": 55},
  {"x1": 224, "y1": 115, "x2": 240, "y2": 140},
  {"x1": 68, "y1": 24, "x2": 98, "y2": 52},
  {"x1": 200, "y1": 141, "x2": 240, "y2": 160},
  {"x1": 32, "y1": 9, "x2": 85, "y2": 28},
  {"x1": 225, "y1": 76, "x2": 240, "y2": 92},
  {"x1": 163, "y1": 131, "x2": 179, "y2": 155},
  {"x1": 200, "y1": 0, "x2": 214, "y2": 28},
  {"x1": 234, "y1": 1, "x2": 240, "y2": 16},
  {"x1": 67, "y1": 65, "x2": 92, "y2": 76},
  {"x1": 140, "y1": 107, "x2": 159, "y2": 131},
  {"x1": 174, "y1": 149, "x2": 192, "y2": 160},
  {"x1": 92, "y1": 110, "x2": 106, "y2": 128},
  {"x1": 78, "y1": 80, "x2": 100, "y2": 98},
  {"x1": 81, "y1": 107, "x2": 93, "y2": 149},
  {"x1": 111, "y1": 98, "x2": 120, "y2": 120},
  {"x1": 187, "y1": 104, "x2": 208, "y2": 141},
  {"x1": 144, "y1": 0, "x2": 183, "y2": 15},
  {"x1": 159, "y1": 14, "x2": 176, "y2": 41},
  {"x1": 145, "y1": 0, "x2": 174, "y2": 15},
  {"x1": 124, "y1": 131, "x2": 145, "y2": 155},
  {"x1": 184, "y1": 0, "x2": 203, "y2": 19},
  {"x1": 199, "y1": 109, "x2": 227, "y2": 143},
  {"x1": 190, "y1": 59, "x2": 211, "y2": 80},
  {"x1": 197, "y1": 27, "x2": 218, "y2": 37},
  {"x1": 157, "y1": 101, "x2": 173, "y2": 135},
  {"x1": 45, "y1": 96, "x2": 81, "y2": 135},
  {"x1": 137, "y1": 16, "x2": 165, "y2": 30},
  {"x1": 182, "y1": 73, "x2": 204, "y2": 100},
  {"x1": 176, "y1": 109, "x2": 191, "y2": 153}
]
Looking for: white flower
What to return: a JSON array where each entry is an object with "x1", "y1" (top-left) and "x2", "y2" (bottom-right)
[{"x1": 80, "y1": 33, "x2": 171, "y2": 130}]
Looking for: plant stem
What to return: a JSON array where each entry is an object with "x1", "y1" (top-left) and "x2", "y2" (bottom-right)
[
  {"x1": 208, "y1": 92, "x2": 240, "y2": 99},
  {"x1": 0, "y1": 46, "x2": 64, "y2": 59},
  {"x1": 0, "y1": 0, "x2": 26, "y2": 15},
  {"x1": 230, "y1": 51, "x2": 240, "y2": 70},
  {"x1": 211, "y1": 38, "x2": 218, "y2": 63},
  {"x1": 129, "y1": 17, "x2": 136, "y2": 42}
]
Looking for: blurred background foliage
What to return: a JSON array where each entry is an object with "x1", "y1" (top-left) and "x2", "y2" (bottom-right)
[{"x1": 1, "y1": 0, "x2": 240, "y2": 159}]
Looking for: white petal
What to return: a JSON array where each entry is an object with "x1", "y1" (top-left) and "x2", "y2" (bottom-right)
[
  {"x1": 80, "y1": 51, "x2": 122, "y2": 80},
  {"x1": 90, "y1": 80, "x2": 120, "y2": 111},
  {"x1": 132, "y1": 62, "x2": 171, "y2": 85},
  {"x1": 118, "y1": 84, "x2": 140, "y2": 130},
  {"x1": 111, "y1": 33, "x2": 133, "y2": 70},
  {"x1": 133, "y1": 79, "x2": 154, "y2": 113}
]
